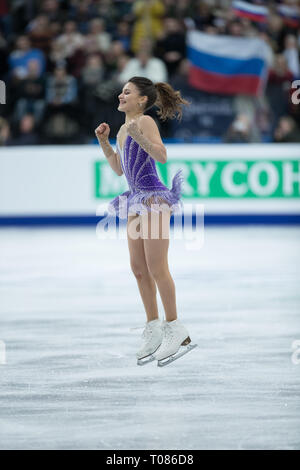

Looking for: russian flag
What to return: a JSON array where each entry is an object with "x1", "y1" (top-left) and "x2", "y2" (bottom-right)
[
  {"x1": 232, "y1": 1, "x2": 268, "y2": 23},
  {"x1": 186, "y1": 30, "x2": 272, "y2": 97},
  {"x1": 277, "y1": 4, "x2": 300, "y2": 28}
]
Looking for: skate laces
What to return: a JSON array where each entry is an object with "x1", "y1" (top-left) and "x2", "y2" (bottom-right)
[
  {"x1": 162, "y1": 322, "x2": 175, "y2": 345},
  {"x1": 143, "y1": 322, "x2": 159, "y2": 340}
]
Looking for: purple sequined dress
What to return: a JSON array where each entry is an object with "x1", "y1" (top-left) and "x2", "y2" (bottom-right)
[{"x1": 107, "y1": 134, "x2": 184, "y2": 219}]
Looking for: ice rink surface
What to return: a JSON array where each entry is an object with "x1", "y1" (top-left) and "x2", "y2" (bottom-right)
[{"x1": 0, "y1": 225, "x2": 299, "y2": 450}]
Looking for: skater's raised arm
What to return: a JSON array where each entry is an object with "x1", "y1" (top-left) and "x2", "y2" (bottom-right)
[{"x1": 95, "y1": 123, "x2": 123, "y2": 176}]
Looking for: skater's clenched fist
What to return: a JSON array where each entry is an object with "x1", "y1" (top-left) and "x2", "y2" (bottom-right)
[
  {"x1": 126, "y1": 119, "x2": 140, "y2": 137},
  {"x1": 95, "y1": 123, "x2": 110, "y2": 141}
]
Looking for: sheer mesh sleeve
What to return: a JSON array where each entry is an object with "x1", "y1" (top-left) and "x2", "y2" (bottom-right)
[{"x1": 116, "y1": 144, "x2": 123, "y2": 175}]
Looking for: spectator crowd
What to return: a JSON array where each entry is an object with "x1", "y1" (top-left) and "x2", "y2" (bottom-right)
[{"x1": 0, "y1": 0, "x2": 300, "y2": 145}]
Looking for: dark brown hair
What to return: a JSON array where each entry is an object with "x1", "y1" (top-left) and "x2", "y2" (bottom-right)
[{"x1": 128, "y1": 76, "x2": 190, "y2": 122}]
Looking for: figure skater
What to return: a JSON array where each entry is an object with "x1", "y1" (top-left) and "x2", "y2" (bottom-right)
[{"x1": 95, "y1": 76, "x2": 196, "y2": 366}]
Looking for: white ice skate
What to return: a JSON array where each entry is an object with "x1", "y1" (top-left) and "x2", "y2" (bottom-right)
[
  {"x1": 154, "y1": 319, "x2": 197, "y2": 367},
  {"x1": 136, "y1": 318, "x2": 163, "y2": 365}
]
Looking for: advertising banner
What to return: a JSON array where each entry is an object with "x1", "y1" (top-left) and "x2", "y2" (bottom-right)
[{"x1": 1, "y1": 144, "x2": 299, "y2": 225}]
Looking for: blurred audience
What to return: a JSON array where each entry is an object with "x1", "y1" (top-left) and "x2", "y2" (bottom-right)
[
  {"x1": 274, "y1": 116, "x2": 300, "y2": 143},
  {"x1": 154, "y1": 17, "x2": 186, "y2": 78},
  {"x1": 112, "y1": 20, "x2": 131, "y2": 52},
  {"x1": 9, "y1": 114, "x2": 40, "y2": 146},
  {"x1": 131, "y1": 0, "x2": 165, "y2": 54},
  {"x1": 224, "y1": 114, "x2": 253, "y2": 144},
  {"x1": 45, "y1": 64, "x2": 78, "y2": 107},
  {"x1": 13, "y1": 59, "x2": 46, "y2": 124},
  {"x1": 283, "y1": 34, "x2": 300, "y2": 79},
  {"x1": 54, "y1": 20, "x2": 85, "y2": 61},
  {"x1": 9, "y1": 35, "x2": 46, "y2": 80},
  {"x1": 26, "y1": 14, "x2": 53, "y2": 56},
  {"x1": 0, "y1": 116, "x2": 11, "y2": 146},
  {"x1": 0, "y1": 0, "x2": 299, "y2": 144},
  {"x1": 118, "y1": 37, "x2": 168, "y2": 83},
  {"x1": 266, "y1": 54, "x2": 294, "y2": 132}
]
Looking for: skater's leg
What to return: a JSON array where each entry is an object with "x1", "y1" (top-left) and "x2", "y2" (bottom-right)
[
  {"x1": 127, "y1": 213, "x2": 159, "y2": 322},
  {"x1": 141, "y1": 209, "x2": 178, "y2": 323}
]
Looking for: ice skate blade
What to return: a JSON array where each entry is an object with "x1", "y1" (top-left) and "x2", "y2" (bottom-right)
[
  {"x1": 157, "y1": 343, "x2": 198, "y2": 367},
  {"x1": 137, "y1": 354, "x2": 156, "y2": 366}
]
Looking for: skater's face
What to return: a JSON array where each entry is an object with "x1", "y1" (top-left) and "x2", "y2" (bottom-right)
[{"x1": 118, "y1": 82, "x2": 147, "y2": 113}]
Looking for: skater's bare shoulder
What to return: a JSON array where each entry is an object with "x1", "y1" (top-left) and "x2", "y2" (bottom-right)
[{"x1": 139, "y1": 116, "x2": 163, "y2": 144}]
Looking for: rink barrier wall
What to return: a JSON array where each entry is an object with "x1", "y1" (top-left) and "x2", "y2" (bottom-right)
[
  {"x1": 0, "y1": 143, "x2": 299, "y2": 226},
  {"x1": 0, "y1": 214, "x2": 299, "y2": 227}
]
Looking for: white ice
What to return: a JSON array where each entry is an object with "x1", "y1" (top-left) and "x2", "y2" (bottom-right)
[{"x1": 0, "y1": 225, "x2": 299, "y2": 450}]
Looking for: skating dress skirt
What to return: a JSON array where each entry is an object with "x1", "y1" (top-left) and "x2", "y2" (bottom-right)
[{"x1": 107, "y1": 134, "x2": 184, "y2": 219}]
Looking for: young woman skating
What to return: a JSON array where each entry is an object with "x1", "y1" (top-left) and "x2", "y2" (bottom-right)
[{"x1": 95, "y1": 77, "x2": 197, "y2": 366}]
